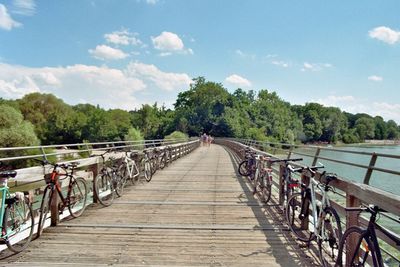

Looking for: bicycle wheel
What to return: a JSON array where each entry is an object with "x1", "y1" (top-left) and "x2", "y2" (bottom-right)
[
  {"x1": 318, "y1": 206, "x2": 342, "y2": 267},
  {"x1": 3, "y1": 196, "x2": 34, "y2": 253},
  {"x1": 94, "y1": 173, "x2": 114, "y2": 206},
  {"x1": 238, "y1": 160, "x2": 251, "y2": 176},
  {"x1": 159, "y1": 154, "x2": 166, "y2": 169},
  {"x1": 259, "y1": 173, "x2": 272, "y2": 203},
  {"x1": 286, "y1": 192, "x2": 313, "y2": 242},
  {"x1": 150, "y1": 157, "x2": 157, "y2": 175},
  {"x1": 36, "y1": 186, "x2": 52, "y2": 239},
  {"x1": 336, "y1": 226, "x2": 373, "y2": 267},
  {"x1": 114, "y1": 168, "x2": 126, "y2": 198},
  {"x1": 68, "y1": 177, "x2": 88, "y2": 218},
  {"x1": 141, "y1": 158, "x2": 152, "y2": 182}
]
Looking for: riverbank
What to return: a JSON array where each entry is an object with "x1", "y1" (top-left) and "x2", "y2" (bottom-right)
[{"x1": 364, "y1": 139, "x2": 400, "y2": 145}]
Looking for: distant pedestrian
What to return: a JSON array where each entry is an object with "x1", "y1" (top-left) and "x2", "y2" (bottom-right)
[
  {"x1": 207, "y1": 135, "x2": 213, "y2": 147},
  {"x1": 201, "y1": 133, "x2": 208, "y2": 146}
]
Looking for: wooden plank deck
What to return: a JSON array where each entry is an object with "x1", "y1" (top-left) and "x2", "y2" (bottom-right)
[{"x1": 1, "y1": 145, "x2": 319, "y2": 266}]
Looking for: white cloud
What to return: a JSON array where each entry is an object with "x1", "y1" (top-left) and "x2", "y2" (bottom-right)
[
  {"x1": 369, "y1": 26, "x2": 400, "y2": 45},
  {"x1": 126, "y1": 61, "x2": 192, "y2": 91},
  {"x1": 89, "y1": 45, "x2": 128, "y2": 60},
  {"x1": 314, "y1": 95, "x2": 400, "y2": 123},
  {"x1": 0, "y1": 4, "x2": 21, "y2": 30},
  {"x1": 368, "y1": 75, "x2": 383, "y2": 82},
  {"x1": 0, "y1": 61, "x2": 193, "y2": 109},
  {"x1": 12, "y1": 0, "x2": 36, "y2": 16},
  {"x1": 104, "y1": 30, "x2": 142, "y2": 46},
  {"x1": 271, "y1": 60, "x2": 290, "y2": 68},
  {"x1": 225, "y1": 74, "x2": 252, "y2": 88},
  {"x1": 301, "y1": 62, "x2": 332, "y2": 72},
  {"x1": 235, "y1": 49, "x2": 256, "y2": 60},
  {"x1": 0, "y1": 63, "x2": 146, "y2": 110},
  {"x1": 145, "y1": 0, "x2": 159, "y2": 4},
  {"x1": 151, "y1": 31, "x2": 193, "y2": 55}
]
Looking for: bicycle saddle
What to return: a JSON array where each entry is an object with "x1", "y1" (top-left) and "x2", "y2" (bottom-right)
[{"x1": 0, "y1": 170, "x2": 17, "y2": 178}]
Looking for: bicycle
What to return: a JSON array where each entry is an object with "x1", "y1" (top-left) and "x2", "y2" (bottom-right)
[
  {"x1": 269, "y1": 157, "x2": 303, "y2": 206},
  {"x1": 93, "y1": 149, "x2": 126, "y2": 206},
  {"x1": 142, "y1": 149, "x2": 153, "y2": 182},
  {"x1": 0, "y1": 169, "x2": 34, "y2": 253},
  {"x1": 36, "y1": 160, "x2": 88, "y2": 238},
  {"x1": 285, "y1": 167, "x2": 342, "y2": 267},
  {"x1": 118, "y1": 150, "x2": 141, "y2": 186},
  {"x1": 253, "y1": 155, "x2": 274, "y2": 203},
  {"x1": 336, "y1": 205, "x2": 400, "y2": 267},
  {"x1": 238, "y1": 147, "x2": 258, "y2": 179}
]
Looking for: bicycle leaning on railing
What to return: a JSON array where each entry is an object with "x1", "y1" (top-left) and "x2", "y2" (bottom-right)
[
  {"x1": 238, "y1": 147, "x2": 258, "y2": 179},
  {"x1": 0, "y1": 168, "x2": 34, "y2": 253},
  {"x1": 92, "y1": 149, "x2": 124, "y2": 206},
  {"x1": 252, "y1": 154, "x2": 274, "y2": 203},
  {"x1": 118, "y1": 150, "x2": 142, "y2": 186},
  {"x1": 285, "y1": 166, "x2": 342, "y2": 267},
  {"x1": 269, "y1": 157, "x2": 303, "y2": 206},
  {"x1": 36, "y1": 159, "x2": 88, "y2": 238},
  {"x1": 336, "y1": 205, "x2": 400, "y2": 267}
]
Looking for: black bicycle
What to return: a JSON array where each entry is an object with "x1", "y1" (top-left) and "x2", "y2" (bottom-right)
[
  {"x1": 238, "y1": 147, "x2": 258, "y2": 179},
  {"x1": 336, "y1": 205, "x2": 400, "y2": 267}
]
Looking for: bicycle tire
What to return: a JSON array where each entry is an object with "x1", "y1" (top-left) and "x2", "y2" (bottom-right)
[
  {"x1": 3, "y1": 196, "x2": 34, "y2": 253},
  {"x1": 114, "y1": 168, "x2": 126, "y2": 198},
  {"x1": 68, "y1": 177, "x2": 88, "y2": 218},
  {"x1": 94, "y1": 173, "x2": 114, "y2": 206},
  {"x1": 286, "y1": 192, "x2": 314, "y2": 242},
  {"x1": 238, "y1": 160, "x2": 251, "y2": 176},
  {"x1": 318, "y1": 206, "x2": 342, "y2": 267},
  {"x1": 150, "y1": 157, "x2": 157, "y2": 175},
  {"x1": 336, "y1": 226, "x2": 376, "y2": 267},
  {"x1": 141, "y1": 158, "x2": 152, "y2": 182},
  {"x1": 36, "y1": 186, "x2": 52, "y2": 239},
  {"x1": 159, "y1": 154, "x2": 166, "y2": 169},
  {"x1": 259, "y1": 173, "x2": 272, "y2": 203}
]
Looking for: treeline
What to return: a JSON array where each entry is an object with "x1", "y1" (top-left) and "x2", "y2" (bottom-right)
[{"x1": 1, "y1": 76, "x2": 399, "y2": 148}]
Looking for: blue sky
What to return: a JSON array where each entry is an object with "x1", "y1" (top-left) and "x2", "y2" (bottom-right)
[{"x1": 0, "y1": 0, "x2": 399, "y2": 122}]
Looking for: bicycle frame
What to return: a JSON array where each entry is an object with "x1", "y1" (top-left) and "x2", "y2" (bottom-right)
[
  {"x1": 303, "y1": 177, "x2": 331, "y2": 238},
  {"x1": 124, "y1": 152, "x2": 140, "y2": 179},
  {"x1": 46, "y1": 165, "x2": 78, "y2": 211},
  {"x1": 0, "y1": 186, "x2": 11, "y2": 238}
]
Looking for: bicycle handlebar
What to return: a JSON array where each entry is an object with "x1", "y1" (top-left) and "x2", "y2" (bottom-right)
[
  {"x1": 269, "y1": 158, "x2": 303, "y2": 164},
  {"x1": 33, "y1": 158, "x2": 79, "y2": 170},
  {"x1": 345, "y1": 205, "x2": 386, "y2": 214}
]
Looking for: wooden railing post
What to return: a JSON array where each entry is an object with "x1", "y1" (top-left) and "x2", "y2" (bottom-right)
[
  {"x1": 312, "y1": 147, "x2": 321, "y2": 166},
  {"x1": 363, "y1": 153, "x2": 377, "y2": 185},
  {"x1": 345, "y1": 194, "x2": 361, "y2": 266},
  {"x1": 279, "y1": 163, "x2": 285, "y2": 205},
  {"x1": 90, "y1": 162, "x2": 99, "y2": 203},
  {"x1": 50, "y1": 175, "x2": 60, "y2": 226}
]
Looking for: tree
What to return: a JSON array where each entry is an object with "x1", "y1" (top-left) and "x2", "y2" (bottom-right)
[
  {"x1": 174, "y1": 77, "x2": 230, "y2": 136},
  {"x1": 386, "y1": 120, "x2": 399, "y2": 139},
  {"x1": 18, "y1": 93, "x2": 80, "y2": 144},
  {"x1": 0, "y1": 104, "x2": 39, "y2": 147},
  {"x1": 355, "y1": 117, "x2": 375, "y2": 140}
]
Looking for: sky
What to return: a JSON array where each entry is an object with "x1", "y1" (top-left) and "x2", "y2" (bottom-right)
[{"x1": 0, "y1": 0, "x2": 399, "y2": 122}]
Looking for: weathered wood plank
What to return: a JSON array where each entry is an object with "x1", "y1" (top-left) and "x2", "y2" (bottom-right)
[{"x1": 1, "y1": 144, "x2": 318, "y2": 266}]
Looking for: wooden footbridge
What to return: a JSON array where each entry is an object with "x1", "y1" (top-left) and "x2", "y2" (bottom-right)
[{"x1": 0, "y1": 139, "x2": 399, "y2": 266}]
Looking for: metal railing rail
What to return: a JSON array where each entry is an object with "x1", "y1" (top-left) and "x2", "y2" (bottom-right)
[{"x1": 231, "y1": 138, "x2": 400, "y2": 185}]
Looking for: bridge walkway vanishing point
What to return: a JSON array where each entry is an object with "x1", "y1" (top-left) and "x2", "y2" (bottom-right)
[{"x1": 2, "y1": 144, "x2": 320, "y2": 267}]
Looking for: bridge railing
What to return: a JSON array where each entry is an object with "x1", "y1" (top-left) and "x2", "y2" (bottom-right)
[
  {"x1": 216, "y1": 138, "x2": 400, "y2": 265},
  {"x1": 0, "y1": 138, "x2": 200, "y2": 249}
]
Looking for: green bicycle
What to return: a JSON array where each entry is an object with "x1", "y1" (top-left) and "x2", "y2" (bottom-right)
[{"x1": 0, "y1": 169, "x2": 34, "y2": 253}]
